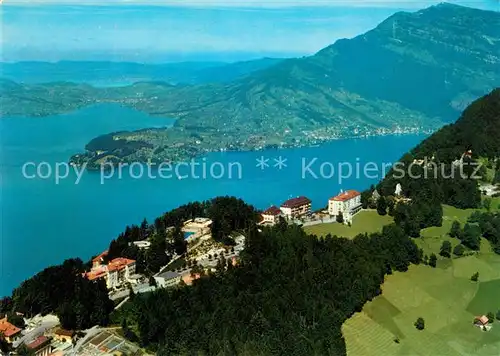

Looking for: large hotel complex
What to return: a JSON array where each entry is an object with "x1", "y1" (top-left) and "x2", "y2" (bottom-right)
[
  {"x1": 261, "y1": 190, "x2": 362, "y2": 225},
  {"x1": 328, "y1": 190, "x2": 362, "y2": 223},
  {"x1": 83, "y1": 251, "x2": 138, "y2": 290}
]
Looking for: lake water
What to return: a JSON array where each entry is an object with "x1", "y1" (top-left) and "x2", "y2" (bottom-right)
[{"x1": 0, "y1": 103, "x2": 427, "y2": 296}]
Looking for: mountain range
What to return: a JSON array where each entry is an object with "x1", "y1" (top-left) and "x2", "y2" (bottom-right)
[
  {"x1": 0, "y1": 58, "x2": 284, "y2": 86},
  {"x1": 1, "y1": 3, "x2": 499, "y2": 167}
]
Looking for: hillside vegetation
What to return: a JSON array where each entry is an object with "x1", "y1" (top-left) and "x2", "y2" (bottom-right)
[{"x1": 374, "y1": 89, "x2": 500, "y2": 237}]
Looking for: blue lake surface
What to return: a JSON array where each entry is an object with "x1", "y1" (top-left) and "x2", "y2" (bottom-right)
[{"x1": 0, "y1": 103, "x2": 428, "y2": 296}]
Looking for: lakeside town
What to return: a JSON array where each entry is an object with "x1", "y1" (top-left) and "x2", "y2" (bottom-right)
[{"x1": 0, "y1": 188, "x2": 370, "y2": 356}]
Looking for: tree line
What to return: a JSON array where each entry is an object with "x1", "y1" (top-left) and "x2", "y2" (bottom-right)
[
  {"x1": 0, "y1": 196, "x2": 259, "y2": 335},
  {"x1": 1, "y1": 258, "x2": 113, "y2": 332},
  {"x1": 105, "y1": 196, "x2": 260, "y2": 275},
  {"x1": 113, "y1": 221, "x2": 422, "y2": 355},
  {"x1": 370, "y1": 89, "x2": 500, "y2": 236}
]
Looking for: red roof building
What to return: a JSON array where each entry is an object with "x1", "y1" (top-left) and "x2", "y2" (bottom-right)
[
  {"x1": 263, "y1": 206, "x2": 281, "y2": 216},
  {"x1": 0, "y1": 317, "x2": 21, "y2": 343},
  {"x1": 26, "y1": 335, "x2": 52, "y2": 356},
  {"x1": 281, "y1": 196, "x2": 311, "y2": 208},
  {"x1": 328, "y1": 190, "x2": 362, "y2": 223},
  {"x1": 330, "y1": 190, "x2": 361, "y2": 202},
  {"x1": 92, "y1": 250, "x2": 109, "y2": 268},
  {"x1": 280, "y1": 196, "x2": 312, "y2": 218},
  {"x1": 84, "y1": 257, "x2": 136, "y2": 289},
  {"x1": 261, "y1": 206, "x2": 282, "y2": 225},
  {"x1": 107, "y1": 257, "x2": 135, "y2": 272},
  {"x1": 475, "y1": 315, "x2": 489, "y2": 326}
]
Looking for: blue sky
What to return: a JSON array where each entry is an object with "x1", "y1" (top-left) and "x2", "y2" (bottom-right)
[{"x1": 1, "y1": 1, "x2": 498, "y2": 62}]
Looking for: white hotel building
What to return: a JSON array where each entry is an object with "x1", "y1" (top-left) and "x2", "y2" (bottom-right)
[{"x1": 328, "y1": 190, "x2": 362, "y2": 224}]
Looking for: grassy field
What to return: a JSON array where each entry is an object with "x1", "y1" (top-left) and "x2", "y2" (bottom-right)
[
  {"x1": 343, "y1": 204, "x2": 500, "y2": 356},
  {"x1": 303, "y1": 210, "x2": 393, "y2": 239},
  {"x1": 344, "y1": 250, "x2": 500, "y2": 355}
]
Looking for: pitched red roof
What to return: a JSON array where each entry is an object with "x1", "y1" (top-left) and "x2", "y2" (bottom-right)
[
  {"x1": 27, "y1": 335, "x2": 50, "y2": 350},
  {"x1": 84, "y1": 257, "x2": 135, "y2": 281},
  {"x1": 54, "y1": 328, "x2": 75, "y2": 337},
  {"x1": 330, "y1": 190, "x2": 360, "y2": 202},
  {"x1": 262, "y1": 206, "x2": 281, "y2": 216},
  {"x1": 0, "y1": 317, "x2": 21, "y2": 338},
  {"x1": 92, "y1": 250, "x2": 108, "y2": 263},
  {"x1": 83, "y1": 268, "x2": 107, "y2": 281},
  {"x1": 107, "y1": 257, "x2": 135, "y2": 272},
  {"x1": 281, "y1": 196, "x2": 311, "y2": 209},
  {"x1": 475, "y1": 315, "x2": 489, "y2": 325}
]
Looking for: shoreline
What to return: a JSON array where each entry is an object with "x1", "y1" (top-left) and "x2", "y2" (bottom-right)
[{"x1": 71, "y1": 129, "x2": 434, "y2": 171}]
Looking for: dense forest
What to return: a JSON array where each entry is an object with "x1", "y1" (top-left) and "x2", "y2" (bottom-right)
[
  {"x1": 1, "y1": 259, "x2": 113, "y2": 331},
  {"x1": 372, "y1": 89, "x2": 500, "y2": 235},
  {"x1": 105, "y1": 196, "x2": 260, "y2": 275},
  {"x1": 463, "y1": 210, "x2": 500, "y2": 253},
  {"x1": 0, "y1": 196, "x2": 259, "y2": 334},
  {"x1": 115, "y1": 222, "x2": 421, "y2": 355}
]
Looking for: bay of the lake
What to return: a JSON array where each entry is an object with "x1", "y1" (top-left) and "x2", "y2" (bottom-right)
[{"x1": 0, "y1": 103, "x2": 427, "y2": 296}]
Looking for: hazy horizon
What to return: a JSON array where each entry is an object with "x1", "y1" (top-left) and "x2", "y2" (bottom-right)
[{"x1": 2, "y1": 1, "x2": 498, "y2": 63}]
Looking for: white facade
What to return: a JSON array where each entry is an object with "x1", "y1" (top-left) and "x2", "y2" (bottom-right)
[
  {"x1": 87, "y1": 258, "x2": 137, "y2": 290},
  {"x1": 154, "y1": 271, "x2": 182, "y2": 288},
  {"x1": 328, "y1": 190, "x2": 362, "y2": 224},
  {"x1": 262, "y1": 213, "x2": 279, "y2": 224},
  {"x1": 261, "y1": 206, "x2": 282, "y2": 225},
  {"x1": 280, "y1": 207, "x2": 292, "y2": 218},
  {"x1": 280, "y1": 197, "x2": 311, "y2": 219}
]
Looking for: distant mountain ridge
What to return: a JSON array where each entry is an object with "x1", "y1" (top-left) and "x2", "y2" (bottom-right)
[
  {"x1": 0, "y1": 58, "x2": 284, "y2": 85},
  {"x1": 1, "y1": 3, "x2": 499, "y2": 167}
]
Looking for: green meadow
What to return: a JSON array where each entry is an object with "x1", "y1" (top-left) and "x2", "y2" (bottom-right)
[
  {"x1": 343, "y1": 204, "x2": 500, "y2": 356},
  {"x1": 303, "y1": 210, "x2": 393, "y2": 239}
]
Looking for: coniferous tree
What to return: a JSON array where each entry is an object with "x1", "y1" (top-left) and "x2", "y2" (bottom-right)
[
  {"x1": 377, "y1": 197, "x2": 387, "y2": 216},
  {"x1": 453, "y1": 244, "x2": 465, "y2": 256},
  {"x1": 439, "y1": 241, "x2": 452, "y2": 257},
  {"x1": 429, "y1": 254, "x2": 437, "y2": 268},
  {"x1": 450, "y1": 221, "x2": 461, "y2": 238},
  {"x1": 414, "y1": 317, "x2": 425, "y2": 330}
]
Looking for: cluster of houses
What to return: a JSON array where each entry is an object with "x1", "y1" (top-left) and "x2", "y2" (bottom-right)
[
  {"x1": 82, "y1": 251, "x2": 143, "y2": 290},
  {"x1": 261, "y1": 189, "x2": 362, "y2": 225},
  {"x1": 0, "y1": 317, "x2": 22, "y2": 344},
  {"x1": 154, "y1": 254, "x2": 239, "y2": 289},
  {"x1": 0, "y1": 314, "x2": 77, "y2": 356}
]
